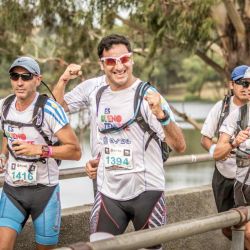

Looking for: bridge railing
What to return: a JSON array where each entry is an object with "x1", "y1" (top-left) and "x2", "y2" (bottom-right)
[
  {"x1": 0, "y1": 153, "x2": 213, "y2": 188},
  {"x1": 56, "y1": 206, "x2": 249, "y2": 250}
]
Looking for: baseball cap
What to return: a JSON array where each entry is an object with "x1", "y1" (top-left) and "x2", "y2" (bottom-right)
[
  {"x1": 9, "y1": 56, "x2": 40, "y2": 75},
  {"x1": 231, "y1": 65, "x2": 249, "y2": 81}
]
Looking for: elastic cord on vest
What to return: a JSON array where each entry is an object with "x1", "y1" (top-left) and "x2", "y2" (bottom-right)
[{"x1": 209, "y1": 144, "x2": 216, "y2": 157}]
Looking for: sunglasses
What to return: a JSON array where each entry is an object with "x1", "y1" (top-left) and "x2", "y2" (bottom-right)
[
  {"x1": 235, "y1": 79, "x2": 250, "y2": 88},
  {"x1": 100, "y1": 53, "x2": 132, "y2": 66},
  {"x1": 9, "y1": 72, "x2": 34, "y2": 81}
]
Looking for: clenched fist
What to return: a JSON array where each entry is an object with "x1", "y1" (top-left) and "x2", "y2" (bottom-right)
[{"x1": 60, "y1": 64, "x2": 82, "y2": 83}]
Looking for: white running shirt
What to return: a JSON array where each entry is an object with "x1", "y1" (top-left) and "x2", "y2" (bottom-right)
[
  {"x1": 220, "y1": 107, "x2": 250, "y2": 184},
  {"x1": 201, "y1": 98, "x2": 238, "y2": 179},
  {"x1": 0, "y1": 93, "x2": 69, "y2": 186},
  {"x1": 96, "y1": 80, "x2": 176, "y2": 200}
]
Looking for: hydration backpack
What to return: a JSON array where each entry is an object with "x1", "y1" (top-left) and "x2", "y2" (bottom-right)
[
  {"x1": 215, "y1": 93, "x2": 232, "y2": 137},
  {"x1": 96, "y1": 82, "x2": 171, "y2": 162},
  {"x1": 1, "y1": 94, "x2": 61, "y2": 164}
]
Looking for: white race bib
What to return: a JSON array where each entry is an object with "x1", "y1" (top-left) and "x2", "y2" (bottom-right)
[
  {"x1": 103, "y1": 146, "x2": 132, "y2": 170},
  {"x1": 9, "y1": 161, "x2": 37, "y2": 185}
]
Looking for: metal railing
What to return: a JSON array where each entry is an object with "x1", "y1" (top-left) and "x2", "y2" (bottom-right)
[
  {"x1": 56, "y1": 206, "x2": 249, "y2": 250},
  {"x1": 0, "y1": 153, "x2": 213, "y2": 188}
]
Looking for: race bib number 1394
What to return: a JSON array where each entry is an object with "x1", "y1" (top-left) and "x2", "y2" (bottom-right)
[{"x1": 104, "y1": 146, "x2": 132, "y2": 170}]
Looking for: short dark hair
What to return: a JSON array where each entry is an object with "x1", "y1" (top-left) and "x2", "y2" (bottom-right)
[{"x1": 97, "y1": 34, "x2": 132, "y2": 58}]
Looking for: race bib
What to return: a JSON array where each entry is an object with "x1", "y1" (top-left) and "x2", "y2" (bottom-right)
[
  {"x1": 9, "y1": 161, "x2": 37, "y2": 185},
  {"x1": 104, "y1": 146, "x2": 133, "y2": 170}
]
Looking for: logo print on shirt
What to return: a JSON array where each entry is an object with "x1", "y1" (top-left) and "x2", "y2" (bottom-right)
[{"x1": 104, "y1": 108, "x2": 110, "y2": 114}]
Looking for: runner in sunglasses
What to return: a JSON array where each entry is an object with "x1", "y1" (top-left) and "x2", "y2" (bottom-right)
[
  {"x1": 0, "y1": 56, "x2": 81, "y2": 250},
  {"x1": 201, "y1": 65, "x2": 250, "y2": 240},
  {"x1": 214, "y1": 66, "x2": 250, "y2": 249},
  {"x1": 53, "y1": 34, "x2": 186, "y2": 250}
]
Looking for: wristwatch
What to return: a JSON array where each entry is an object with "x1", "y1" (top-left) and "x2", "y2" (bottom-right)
[
  {"x1": 229, "y1": 138, "x2": 237, "y2": 149},
  {"x1": 157, "y1": 110, "x2": 170, "y2": 123},
  {"x1": 40, "y1": 145, "x2": 51, "y2": 158}
]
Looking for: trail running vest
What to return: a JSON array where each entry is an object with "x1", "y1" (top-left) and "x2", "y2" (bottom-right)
[{"x1": 96, "y1": 81, "x2": 171, "y2": 162}]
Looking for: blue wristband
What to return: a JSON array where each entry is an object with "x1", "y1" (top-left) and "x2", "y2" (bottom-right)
[
  {"x1": 157, "y1": 110, "x2": 171, "y2": 126},
  {"x1": 160, "y1": 117, "x2": 171, "y2": 126}
]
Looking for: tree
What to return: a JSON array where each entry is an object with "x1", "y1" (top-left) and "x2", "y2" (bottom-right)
[
  {"x1": 1, "y1": 0, "x2": 249, "y2": 90},
  {"x1": 90, "y1": 0, "x2": 250, "y2": 81}
]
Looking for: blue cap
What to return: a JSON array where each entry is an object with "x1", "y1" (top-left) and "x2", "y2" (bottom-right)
[
  {"x1": 9, "y1": 56, "x2": 40, "y2": 75},
  {"x1": 231, "y1": 65, "x2": 249, "y2": 81}
]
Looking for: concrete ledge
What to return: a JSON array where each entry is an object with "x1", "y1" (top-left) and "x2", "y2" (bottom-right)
[{"x1": 15, "y1": 185, "x2": 231, "y2": 250}]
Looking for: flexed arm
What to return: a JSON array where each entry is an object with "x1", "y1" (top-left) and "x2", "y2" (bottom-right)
[
  {"x1": 144, "y1": 91, "x2": 186, "y2": 153},
  {"x1": 214, "y1": 128, "x2": 250, "y2": 160},
  {"x1": 53, "y1": 64, "x2": 82, "y2": 111}
]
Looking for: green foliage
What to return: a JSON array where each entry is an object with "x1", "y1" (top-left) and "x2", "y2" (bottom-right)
[
  {"x1": 1, "y1": 0, "x2": 248, "y2": 98},
  {"x1": 179, "y1": 55, "x2": 221, "y2": 98}
]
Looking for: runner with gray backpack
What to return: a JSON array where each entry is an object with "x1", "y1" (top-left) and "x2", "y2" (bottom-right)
[
  {"x1": 214, "y1": 66, "x2": 250, "y2": 249},
  {"x1": 201, "y1": 65, "x2": 250, "y2": 239}
]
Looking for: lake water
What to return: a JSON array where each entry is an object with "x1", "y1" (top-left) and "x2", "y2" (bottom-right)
[{"x1": 0, "y1": 101, "x2": 215, "y2": 208}]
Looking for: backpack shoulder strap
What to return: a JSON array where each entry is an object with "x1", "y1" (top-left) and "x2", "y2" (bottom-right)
[
  {"x1": 215, "y1": 94, "x2": 231, "y2": 136},
  {"x1": 238, "y1": 103, "x2": 249, "y2": 132},
  {"x1": 134, "y1": 82, "x2": 161, "y2": 150},
  {"x1": 96, "y1": 85, "x2": 109, "y2": 115},
  {"x1": 2, "y1": 94, "x2": 16, "y2": 120},
  {"x1": 32, "y1": 94, "x2": 49, "y2": 127},
  {"x1": 32, "y1": 94, "x2": 56, "y2": 146}
]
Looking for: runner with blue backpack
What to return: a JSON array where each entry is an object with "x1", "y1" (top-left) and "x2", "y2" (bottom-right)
[
  {"x1": 53, "y1": 34, "x2": 186, "y2": 250},
  {"x1": 0, "y1": 56, "x2": 81, "y2": 250}
]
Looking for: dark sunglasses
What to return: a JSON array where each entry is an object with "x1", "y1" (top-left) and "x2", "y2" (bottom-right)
[
  {"x1": 9, "y1": 72, "x2": 34, "y2": 81},
  {"x1": 235, "y1": 79, "x2": 250, "y2": 88}
]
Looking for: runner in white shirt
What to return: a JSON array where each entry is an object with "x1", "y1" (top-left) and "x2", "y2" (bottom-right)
[
  {"x1": 92, "y1": 34, "x2": 186, "y2": 249},
  {"x1": 54, "y1": 34, "x2": 186, "y2": 249},
  {"x1": 201, "y1": 65, "x2": 250, "y2": 239},
  {"x1": 0, "y1": 57, "x2": 81, "y2": 250},
  {"x1": 214, "y1": 66, "x2": 250, "y2": 249}
]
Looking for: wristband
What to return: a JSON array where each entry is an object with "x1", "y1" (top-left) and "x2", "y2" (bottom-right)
[
  {"x1": 209, "y1": 144, "x2": 216, "y2": 157},
  {"x1": 157, "y1": 110, "x2": 171, "y2": 126},
  {"x1": 40, "y1": 145, "x2": 53, "y2": 158}
]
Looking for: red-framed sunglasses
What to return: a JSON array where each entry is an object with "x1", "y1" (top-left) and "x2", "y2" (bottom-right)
[{"x1": 100, "y1": 53, "x2": 133, "y2": 66}]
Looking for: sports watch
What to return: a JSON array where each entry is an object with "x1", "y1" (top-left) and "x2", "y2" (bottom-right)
[
  {"x1": 229, "y1": 138, "x2": 237, "y2": 149},
  {"x1": 40, "y1": 145, "x2": 51, "y2": 158},
  {"x1": 157, "y1": 110, "x2": 170, "y2": 124}
]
